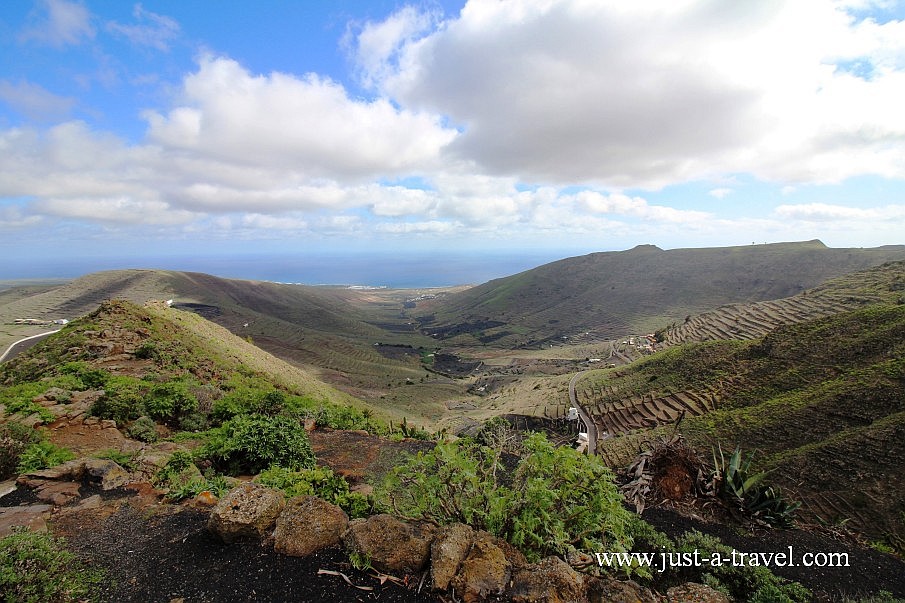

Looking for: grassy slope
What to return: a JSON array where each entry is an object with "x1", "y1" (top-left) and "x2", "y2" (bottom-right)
[
  {"x1": 422, "y1": 241, "x2": 905, "y2": 348},
  {"x1": 0, "y1": 270, "x2": 460, "y2": 426},
  {"x1": 584, "y1": 304, "x2": 905, "y2": 544},
  {"x1": 1, "y1": 299, "x2": 364, "y2": 413}
]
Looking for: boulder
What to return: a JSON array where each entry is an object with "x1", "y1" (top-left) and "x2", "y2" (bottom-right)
[
  {"x1": 667, "y1": 583, "x2": 731, "y2": 603},
  {"x1": 431, "y1": 522, "x2": 475, "y2": 591},
  {"x1": 131, "y1": 450, "x2": 173, "y2": 482},
  {"x1": 208, "y1": 483, "x2": 285, "y2": 544},
  {"x1": 449, "y1": 531, "x2": 510, "y2": 602},
  {"x1": 17, "y1": 457, "x2": 129, "y2": 491},
  {"x1": 342, "y1": 514, "x2": 436, "y2": 574},
  {"x1": 587, "y1": 575, "x2": 660, "y2": 603},
  {"x1": 33, "y1": 480, "x2": 82, "y2": 506},
  {"x1": 509, "y1": 556, "x2": 586, "y2": 603},
  {"x1": 0, "y1": 504, "x2": 52, "y2": 537},
  {"x1": 273, "y1": 495, "x2": 349, "y2": 557},
  {"x1": 83, "y1": 458, "x2": 130, "y2": 490}
]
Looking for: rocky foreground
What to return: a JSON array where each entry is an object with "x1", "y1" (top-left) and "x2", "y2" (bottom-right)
[{"x1": 0, "y1": 449, "x2": 736, "y2": 603}]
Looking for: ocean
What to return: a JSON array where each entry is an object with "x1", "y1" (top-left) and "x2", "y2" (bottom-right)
[{"x1": 5, "y1": 250, "x2": 580, "y2": 288}]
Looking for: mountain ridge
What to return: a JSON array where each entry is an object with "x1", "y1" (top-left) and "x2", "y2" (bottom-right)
[{"x1": 418, "y1": 240, "x2": 905, "y2": 348}]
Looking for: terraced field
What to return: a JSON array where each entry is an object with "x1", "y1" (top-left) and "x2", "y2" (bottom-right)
[
  {"x1": 572, "y1": 355, "x2": 737, "y2": 444},
  {"x1": 661, "y1": 260, "x2": 905, "y2": 346},
  {"x1": 587, "y1": 302, "x2": 905, "y2": 545}
]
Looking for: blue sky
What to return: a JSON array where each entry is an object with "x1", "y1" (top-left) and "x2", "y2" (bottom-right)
[{"x1": 1, "y1": 0, "x2": 905, "y2": 278}]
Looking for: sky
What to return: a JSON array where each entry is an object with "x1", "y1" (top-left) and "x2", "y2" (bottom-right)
[{"x1": 1, "y1": 0, "x2": 905, "y2": 280}]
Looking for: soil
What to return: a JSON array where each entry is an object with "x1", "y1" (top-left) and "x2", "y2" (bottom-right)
[
  {"x1": 53, "y1": 502, "x2": 436, "y2": 603},
  {"x1": 642, "y1": 506, "x2": 905, "y2": 601},
  {"x1": 6, "y1": 425, "x2": 904, "y2": 602}
]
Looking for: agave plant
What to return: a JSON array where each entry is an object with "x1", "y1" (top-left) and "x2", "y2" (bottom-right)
[{"x1": 711, "y1": 444, "x2": 800, "y2": 528}]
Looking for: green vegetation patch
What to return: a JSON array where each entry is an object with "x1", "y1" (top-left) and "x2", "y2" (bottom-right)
[
  {"x1": 381, "y1": 432, "x2": 636, "y2": 565},
  {"x1": 0, "y1": 527, "x2": 103, "y2": 603}
]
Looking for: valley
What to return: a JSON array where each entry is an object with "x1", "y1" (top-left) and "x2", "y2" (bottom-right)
[{"x1": 2, "y1": 241, "x2": 905, "y2": 601}]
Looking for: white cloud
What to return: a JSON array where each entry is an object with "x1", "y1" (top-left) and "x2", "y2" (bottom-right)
[
  {"x1": 0, "y1": 80, "x2": 75, "y2": 122},
  {"x1": 356, "y1": 0, "x2": 905, "y2": 188},
  {"x1": 709, "y1": 188, "x2": 733, "y2": 199},
  {"x1": 0, "y1": 206, "x2": 42, "y2": 229},
  {"x1": 575, "y1": 191, "x2": 712, "y2": 224},
  {"x1": 774, "y1": 202, "x2": 905, "y2": 222},
  {"x1": 106, "y1": 4, "x2": 180, "y2": 51},
  {"x1": 19, "y1": 0, "x2": 95, "y2": 48},
  {"x1": 34, "y1": 197, "x2": 197, "y2": 225},
  {"x1": 143, "y1": 56, "x2": 458, "y2": 180}
]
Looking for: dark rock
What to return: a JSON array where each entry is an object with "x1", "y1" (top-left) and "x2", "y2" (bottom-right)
[
  {"x1": 431, "y1": 522, "x2": 475, "y2": 591},
  {"x1": 509, "y1": 555, "x2": 586, "y2": 603},
  {"x1": 208, "y1": 483, "x2": 285, "y2": 544},
  {"x1": 449, "y1": 531, "x2": 510, "y2": 602},
  {"x1": 342, "y1": 514, "x2": 436, "y2": 574},
  {"x1": 274, "y1": 495, "x2": 349, "y2": 557},
  {"x1": 587, "y1": 575, "x2": 660, "y2": 603}
]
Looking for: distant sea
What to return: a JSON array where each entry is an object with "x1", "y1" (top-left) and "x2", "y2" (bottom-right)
[{"x1": 6, "y1": 251, "x2": 582, "y2": 288}]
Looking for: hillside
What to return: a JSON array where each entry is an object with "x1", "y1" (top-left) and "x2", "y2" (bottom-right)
[
  {"x1": 0, "y1": 299, "x2": 364, "y2": 415},
  {"x1": 0, "y1": 269, "x2": 459, "y2": 424},
  {"x1": 417, "y1": 241, "x2": 905, "y2": 348},
  {"x1": 574, "y1": 303, "x2": 905, "y2": 548},
  {"x1": 661, "y1": 260, "x2": 905, "y2": 346}
]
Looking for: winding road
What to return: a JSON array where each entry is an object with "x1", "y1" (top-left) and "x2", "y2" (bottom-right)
[
  {"x1": 569, "y1": 370, "x2": 597, "y2": 456},
  {"x1": 0, "y1": 329, "x2": 60, "y2": 363}
]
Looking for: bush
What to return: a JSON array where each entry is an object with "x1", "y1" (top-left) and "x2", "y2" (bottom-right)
[
  {"x1": 127, "y1": 416, "x2": 158, "y2": 443},
  {"x1": 0, "y1": 527, "x2": 102, "y2": 602},
  {"x1": 0, "y1": 422, "x2": 42, "y2": 479},
  {"x1": 59, "y1": 361, "x2": 109, "y2": 389},
  {"x1": 201, "y1": 414, "x2": 315, "y2": 475},
  {"x1": 711, "y1": 445, "x2": 801, "y2": 528},
  {"x1": 134, "y1": 342, "x2": 157, "y2": 359},
  {"x1": 673, "y1": 530, "x2": 811, "y2": 602},
  {"x1": 145, "y1": 380, "x2": 198, "y2": 424},
  {"x1": 90, "y1": 377, "x2": 146, "y2": 425},
  {"x1": 16, "y1": 441, "x2": 76, "y2": 474},
  {"x1": 381, "y1": 432, "x2": 636, "y2": 563},
  {"x1": 255, "y1": 465, "x2": 376, "y2": 519}
]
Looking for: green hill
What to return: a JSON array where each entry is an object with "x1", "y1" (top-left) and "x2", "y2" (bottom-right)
[
  {"x1": 418, "y1": 241, "x2": 905, "y2": 348},
  {"x1": 1, "y1": 299, "x2": 363, "y2": 411},
  {"x1": 0, "y1": 270, "x2": 450, "y2": 422},
  {"x1": 576, "y1": 302, "x2": 905, "y2": 547}
]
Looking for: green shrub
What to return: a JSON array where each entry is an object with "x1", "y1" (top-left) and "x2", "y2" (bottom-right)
[
  {"x1": 381, "y1": 432, "x2": 636, "y2": 564},
  {"x1": 16, "y1": 441, "x2": 76, "y2": 474},
  {"x1": 127, "y1": 416, "x2": 158, "y2": 443},
  {"x1": 0, "y1": 386, "x2": 55, "y2": 424},
  {"x1": 178, "y1": 411, "x2": 209, "y2": 432},
  {"x1": 145, "y1": 380, "x2": 198, "y2": 423},
  {"x1": 134, "y1": 342, "x2": 157, "y2": 359},
  {"x1": 90, "y1": 376, "x2": 146, "y2": 425},
  {"x1": 152, "y1": 450, "x2": 235, "y2": 502},
  {"x1": 59, "y1": 361, "x2": 109, "y2": 389},
  {"x1": 201, "y1": 414, "x2": 315, "y2": 475},
  {"x1": 255, "y1": 465, "x2": 376, "y2": 519},
  {"x1": 0, "y1": 527, "x2": 102, "y2": 602},
  {"x1": 673, "y1": 530, "x2": 811, "y2": 603},
  {"x1": 0, "y1": 422, "x2": 42, "y2": 479}
]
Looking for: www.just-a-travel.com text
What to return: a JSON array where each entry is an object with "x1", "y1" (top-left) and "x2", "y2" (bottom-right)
[{"x1": 597, "y1": 548, "x2": 850, "y2": 573}]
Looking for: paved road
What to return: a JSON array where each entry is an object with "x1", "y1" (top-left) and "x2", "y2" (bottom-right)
[
  {"x1": 569, "y1": 370, "x2": 597, "y2": 456},
  {"x1": 0, "y1": 329, "x2": 60, "y2": 363}
]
